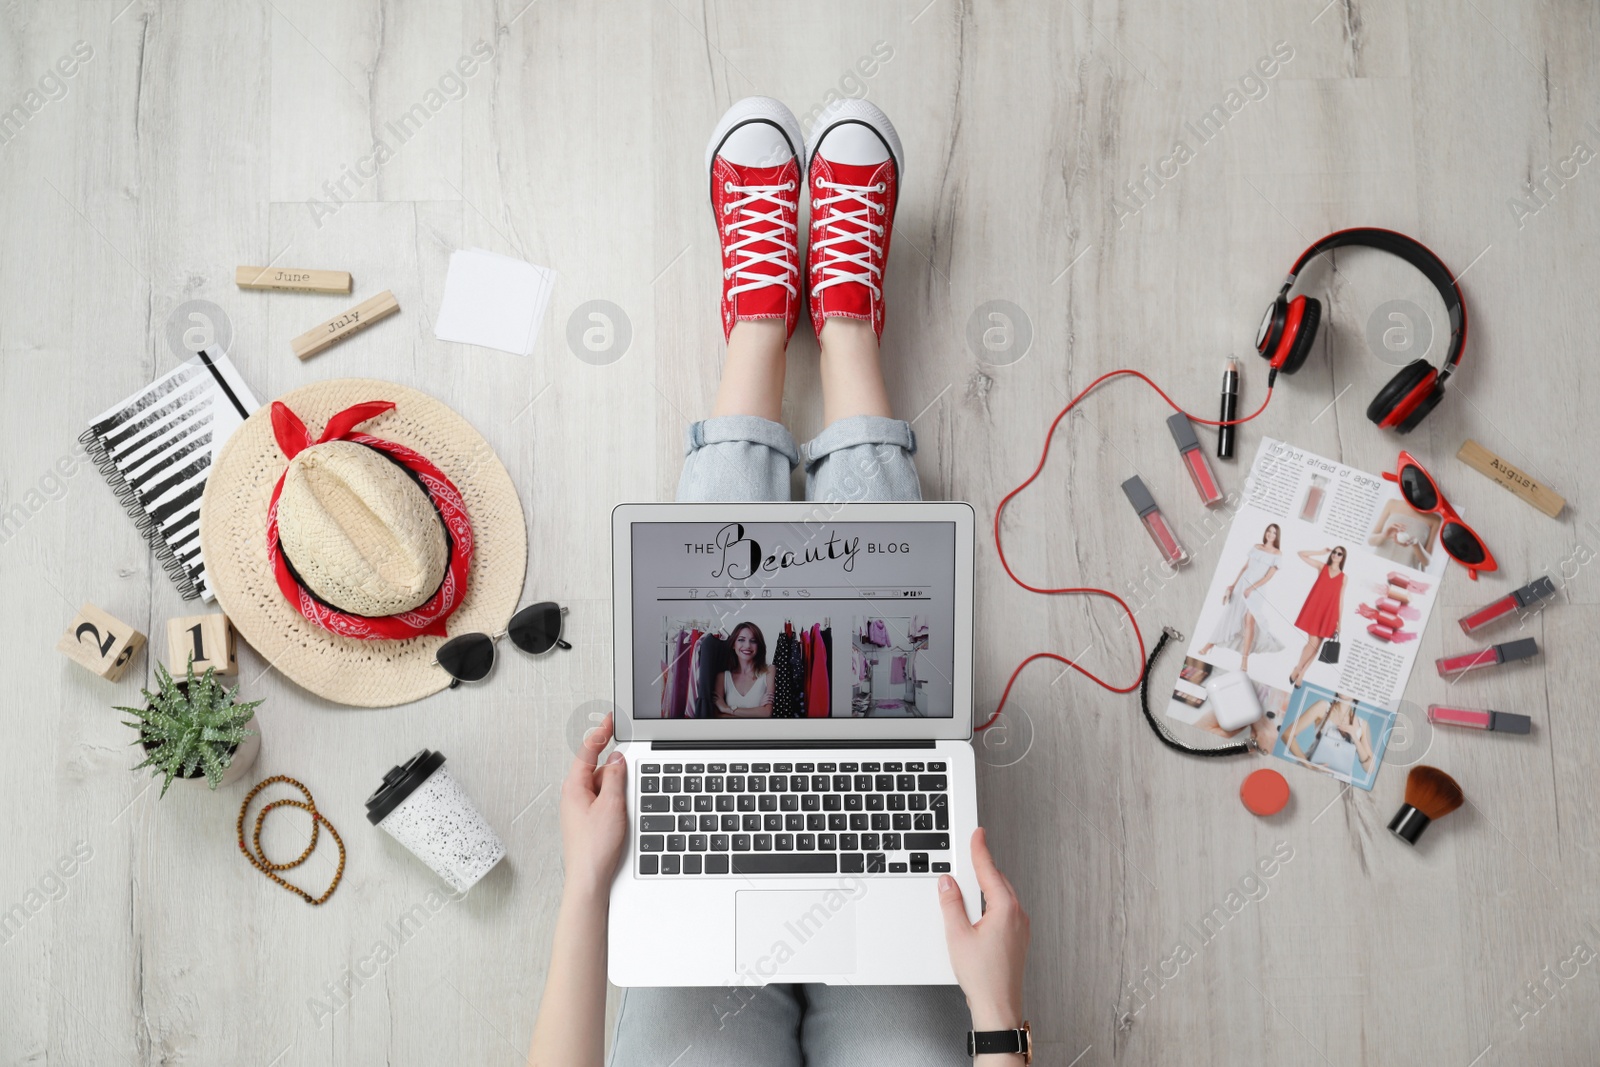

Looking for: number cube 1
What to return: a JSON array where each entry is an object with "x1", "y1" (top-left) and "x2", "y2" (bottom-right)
[
  {"x1": 166, "y1": 613, "x2": 238, "y2": 677},
  {"x1": 57, "y1": 603, "x2": 146, "y2": 682}
]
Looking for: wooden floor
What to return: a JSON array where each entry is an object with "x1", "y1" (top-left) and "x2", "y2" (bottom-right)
[{"x1": 5, "y1": 1, "x2": 1599, "y2": 1064}]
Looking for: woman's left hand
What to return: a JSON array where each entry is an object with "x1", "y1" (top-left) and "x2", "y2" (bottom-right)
[{"x1": 560, "y1": 714, "x2": 629, "y2": 902}]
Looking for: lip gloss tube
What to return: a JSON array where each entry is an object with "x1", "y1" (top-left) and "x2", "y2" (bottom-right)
[
  {"x1": 1122, "y1": 476, "x2": 1188, "y2": 566},
  {"x1": 1428, "y1": 704, "x2": 1532, "y2": 734},
  {"x1": 1459, "y1": 576, "x2": 1557, "y2": 635},
  {"x1": 1436, "y1": 637, "x2": 1539, "y2": 678},
  {"x1": 1166, "y1": 414, "x2": 1224, "y2": 506}
]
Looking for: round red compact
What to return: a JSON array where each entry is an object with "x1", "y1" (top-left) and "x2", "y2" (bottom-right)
[{"x1": 1240, "y1": 768, "x2": 1290, "y2": 816}]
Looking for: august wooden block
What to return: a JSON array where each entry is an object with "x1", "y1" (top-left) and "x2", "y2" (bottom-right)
[
  {"x1": 1457, "y1": 439, "x2": 1566, "y2": 519},
  {"x1": 290, "y1": 290, "x2": 400, "y2": 360},
  {"x1": 57, "y1": 604, "x2": 145, "y2": 681},
  {"x1": 236, "y1": 266, "x2": 353, "y2": 294},
  {"x1": 166, "y1": 613, "x2": 237, "y2": 677}
]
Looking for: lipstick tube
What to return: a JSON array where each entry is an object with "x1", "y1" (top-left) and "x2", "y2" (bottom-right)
[
  {"x1": 1436, "y1": 637, "x2": 1539, "y2": 678},
  {"x1": 1217, "y1": 359, "x2": 1238, "y2": 460},
  {"x1": 1122, "y1": 476, "x2": 1188, "y2": 566},
  {"x1": 1459, "y1": 576, "x2": 1557, "y2": 635},
  {"x1": 1377, "y1": 597, "x2": 1404, "y2": 614},
  {"x1": 1167, "y1": 413, "x2": 1224, "y2": 506},
  {"x1": 1428, "y1": 704, "x2": 1532, "y2": 734}
]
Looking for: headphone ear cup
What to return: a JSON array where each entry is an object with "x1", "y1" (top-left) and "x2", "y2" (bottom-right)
[
  {"x1": 1366, "y1": 360, "x2": 1436, "y2": 430},
  {"x1": 1278, "y1": 296, "x2": 1320, "y2": 374},
  {"x1": 1394, "y1": 383, "x2": 1445, "y2": 433}
]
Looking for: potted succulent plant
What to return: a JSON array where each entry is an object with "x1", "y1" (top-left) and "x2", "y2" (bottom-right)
[{"x1": 118, "y1": 659, "x2": 263, "y2": 797}]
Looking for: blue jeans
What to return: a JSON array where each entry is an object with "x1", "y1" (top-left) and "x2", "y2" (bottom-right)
[
  {"x1": 608, "y1": 982, "x2": 972, "y2": 1067},
  {"x1": 613, "y1": 413, "x2": 966, "y2": 1066},
  {"x1": 676, "y1": 414, "x2": 923, "y2": 503}
]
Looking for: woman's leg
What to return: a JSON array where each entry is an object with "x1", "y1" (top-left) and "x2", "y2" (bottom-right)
[
  {"x1": 1290, "y1": 634, "x2": 1319, "y2": 686},
  {"x1": 607, "y1": 983, "x2": 806, "y2": 1067},
  {"x1": 818, "y1": 318, "x2": 891, "y2": 424},
  {"x1": 1239, "y1": 614, "x2": 1256, "y2": 672},
  {"x1": 798, "y1": 984, "x2": 971, "y2": 1067},
  {"x1": 714, "y1": 320, "x2": 789, "y2": 423},
  {"x1": 677, "y1": 98, "x2": 807, "y2": 504},
  {"x1": 799, "y1": 99, "x2": 921, "y2": 504}
]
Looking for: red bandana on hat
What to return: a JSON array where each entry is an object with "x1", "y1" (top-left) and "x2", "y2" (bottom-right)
[{"x1": 265, "y1": 400, "x2": 473, "y2": 640}]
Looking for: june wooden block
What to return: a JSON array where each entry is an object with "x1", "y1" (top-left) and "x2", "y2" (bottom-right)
[
  {"x1": 57, "y1": 603, "x2": 145, "y2": 681},
  {"x1": 290, "y1": 290, "x2": 400, "y2": 360},
  {"x1": 1457, "y1": 439, "x2": 1566, "y2": 518},
  {"x1": 166, "y1": 613, "x2": 237, "y2": 677},
  {"x1": 236, "y1": 266, "x2": 353, "y2": 294}
]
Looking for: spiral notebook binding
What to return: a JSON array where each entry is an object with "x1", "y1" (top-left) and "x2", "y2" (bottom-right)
[{"x1": 79, "y1": 426, "x2": 202, "y2": 600}]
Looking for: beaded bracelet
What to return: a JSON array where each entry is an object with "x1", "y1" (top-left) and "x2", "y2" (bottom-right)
[{"x1": 237, "y1": 775, "x2": 345, "y2": 905}]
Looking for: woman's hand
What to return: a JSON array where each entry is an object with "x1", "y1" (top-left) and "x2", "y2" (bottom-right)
[
  {"x1": 559, "y1": 714, "x2": 628, "y2": 903},
  {"x1": 938, "y1": 828, "x2": 1030, "y2": 1031},
  {"x1": 1223, "y1": 584, "x2": 1234, "y2": 604}
]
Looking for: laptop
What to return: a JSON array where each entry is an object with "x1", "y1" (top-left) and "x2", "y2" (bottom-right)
[{"x1": 608, "y1": 501, "x2": 982, "y2": 987}]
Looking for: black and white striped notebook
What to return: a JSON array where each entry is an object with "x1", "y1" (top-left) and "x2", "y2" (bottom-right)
[{"x1": 80, "y1": 353, "x2": 260, "y2": 600}]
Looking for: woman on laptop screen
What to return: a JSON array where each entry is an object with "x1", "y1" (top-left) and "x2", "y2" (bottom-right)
[{"x1": 715, "y1": 622, "x2": 775, "y2": 717}]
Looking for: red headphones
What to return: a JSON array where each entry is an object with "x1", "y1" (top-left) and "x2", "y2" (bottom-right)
[{"x1": 1256, "y1": 227, "x2": 1467, "y2": 433}]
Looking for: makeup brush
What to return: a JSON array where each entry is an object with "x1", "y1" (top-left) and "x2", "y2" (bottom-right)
[{"x1": 1388, "y1": 765, "x2": 1464, "y2": 845}]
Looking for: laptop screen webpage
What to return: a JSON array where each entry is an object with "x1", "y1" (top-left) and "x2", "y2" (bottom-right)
[{"x1": 630, "y1": 520, "x2": 957, "y2": 722}]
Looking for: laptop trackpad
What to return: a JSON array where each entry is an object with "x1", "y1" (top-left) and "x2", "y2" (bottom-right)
[{"x1": 735, "y1": 891, "x2": 858, "y2": 976}]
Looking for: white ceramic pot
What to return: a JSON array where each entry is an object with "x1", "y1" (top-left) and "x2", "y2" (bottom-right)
[{"x1": 141, "y1": 713, "x2": 261, "y2": 790}]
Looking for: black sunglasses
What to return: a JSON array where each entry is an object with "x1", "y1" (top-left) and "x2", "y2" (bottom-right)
[{"x1": 435, "y1": 602, "x2": 572, "y2": 685}]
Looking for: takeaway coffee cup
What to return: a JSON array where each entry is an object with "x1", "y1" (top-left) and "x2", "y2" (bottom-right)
[{"x1": 366, "y1": 750, "x2": 506, "y2": 892}]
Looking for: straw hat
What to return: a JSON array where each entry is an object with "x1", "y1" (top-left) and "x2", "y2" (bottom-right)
[
  {"x1": 277, "y1": 440, "x2": 451, "y2": 617},
  {"x1": 200, "y1": 379, "x2": 526, "y2": 707}
]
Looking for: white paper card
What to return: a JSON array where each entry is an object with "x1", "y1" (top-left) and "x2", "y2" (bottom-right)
[{"x1": 434, "y1": 248, "x2": 556, "y2": 356}]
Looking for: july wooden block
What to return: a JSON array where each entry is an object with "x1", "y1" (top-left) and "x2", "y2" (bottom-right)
[
  {"x1": 57, "y1": 603, "x2": 145, "y2": 681},
  {"x1": 1457, "y1": 439, "x2": 1566, "y2": 518},
  {"x1": 166, "y1": 613, "x2": 237, "y2": 677},
  {"x1": 236, "y1": 266, "x2": 353, "y2": 294},
  {"x1": 290, "y1": 290, "x2": 400, "y2": 360}
]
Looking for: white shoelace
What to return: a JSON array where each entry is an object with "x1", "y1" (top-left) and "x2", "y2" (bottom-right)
[
  {"x1": 810, "y1": 180, "x2": 887, "y2": 297},
  {"x1": 723, "y1": 180, "x2": 799, "y2": 298}
]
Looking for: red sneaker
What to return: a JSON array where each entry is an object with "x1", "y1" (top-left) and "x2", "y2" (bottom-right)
[
  {"x1": 806, "y1": 99, "x2": 904, "y2": 340},
  {"x1": 706, "y1": 98, "x2": 804, "y2": 341}
]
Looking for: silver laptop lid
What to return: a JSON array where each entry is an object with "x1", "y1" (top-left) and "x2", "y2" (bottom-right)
[{"x1": 612, "y1": 502, "x2": 975, "y2": 742}]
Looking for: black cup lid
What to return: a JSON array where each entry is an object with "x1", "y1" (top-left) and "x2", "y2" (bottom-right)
[{"x1": 366, "y1": 749, "x2": 446, "y2": 824}]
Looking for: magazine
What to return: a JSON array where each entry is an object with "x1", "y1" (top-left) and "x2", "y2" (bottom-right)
[{"x1": 1166, "y1": 438, "x2": 1448, "y2": 790}]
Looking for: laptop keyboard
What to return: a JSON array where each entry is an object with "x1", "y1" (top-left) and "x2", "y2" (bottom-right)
[{"x1": 634, "y1": 760, "x2": 951, "y2": 877}]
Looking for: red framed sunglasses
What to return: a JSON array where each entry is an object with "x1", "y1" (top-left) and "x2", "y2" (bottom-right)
[{"x1": 1383, "y1": 450, "x2": 1498, "y2": 580}]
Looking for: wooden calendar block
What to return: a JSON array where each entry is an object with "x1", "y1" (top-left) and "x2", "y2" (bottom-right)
[
  {"x1": 57, "y1": 603, "x2": 145, "y2": 681},
  {"x1": 166, "y1": 613, "x2": 237, "y2": 677}
]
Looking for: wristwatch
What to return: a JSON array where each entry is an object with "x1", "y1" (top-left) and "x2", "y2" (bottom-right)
[{"x1": 967, "y1": 1021, "x2": 1031, "y2": 1061}]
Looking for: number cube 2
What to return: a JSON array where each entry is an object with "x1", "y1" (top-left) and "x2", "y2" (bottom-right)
[
  {"x1": 165, "y1": 613, "x2": 238, "y2": 677},
  {"x1": 57, "y1": 603, "x2": 146, "y2": 681}
]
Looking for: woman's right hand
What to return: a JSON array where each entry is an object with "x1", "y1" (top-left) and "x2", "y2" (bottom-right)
[
  {"x1": 559, "y1": 714, "x2": 628, "y2": 904},
  {"x1": 938, "y1": 828, "x2": 1030, "y2": 1032},
  {"x1": 1223, "y1": 584, "x2": 1234, "y2": 604}
]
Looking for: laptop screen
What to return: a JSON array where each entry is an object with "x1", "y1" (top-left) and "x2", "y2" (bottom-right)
[{"x1": 630, "y1": 520, "x2": 957, "y2": 721}]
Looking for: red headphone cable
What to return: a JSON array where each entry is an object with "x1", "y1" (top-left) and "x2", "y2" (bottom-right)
[{"x1": 979, "y1": 369, "x2": 1275, "y2": 731}]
